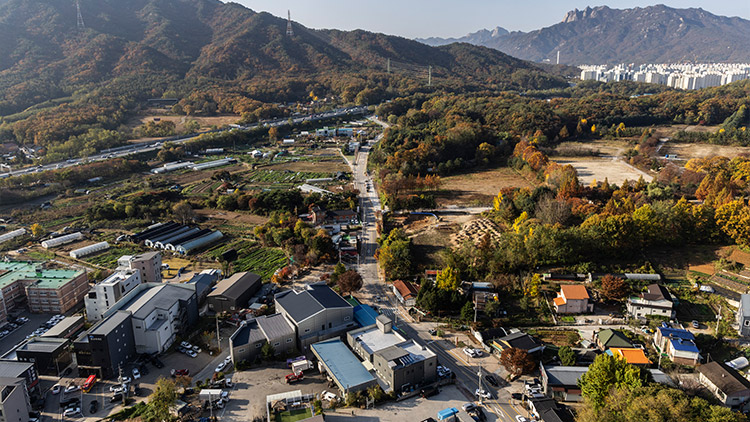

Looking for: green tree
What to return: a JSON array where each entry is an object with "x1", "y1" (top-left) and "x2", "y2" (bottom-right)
[
  {"x1": 436, "y1": 265, "x2": 460, "y2": 291},
  {"x1": 143, "y1": 378, "x2": 177, "y2": 422},
  {"x1": 484, "y1": 300, "x2": 501, "y2": 318},
  {"x1": 578, "y1": 354, "x2": 646, "y2": 411},
  {"x1": 261, "y1": 342, "x2": 275, "y2": 360},
  {"x1": 558, "y1": 346, "x2": 576, "y2": 366},
  {"x1": 172, "y1": 201, "x2": 195, "y2": 225},
  {"x1": 331, "y1": 262, "x2": 346, "y2": 283},
  {"x1": 460, "y1": 301, "x2": 474, "y2": 321}
]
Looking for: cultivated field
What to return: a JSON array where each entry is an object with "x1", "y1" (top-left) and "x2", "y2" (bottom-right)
[
  {"x1": 660, "y1": 143, "x2": 750, "y2": 160},
  {"x1": 435, "y1": 167, "x2": 537, "y2": 207},
  {"x1": 556, "y1": 157, "x2": 653, "y2": 185}
]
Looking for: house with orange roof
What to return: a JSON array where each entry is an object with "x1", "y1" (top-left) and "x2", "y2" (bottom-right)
[
  {"x1": 391, "y1": 280, "x2": 419, "y2": 307},
  {"x1": 609, "y1": 347, "x2": 652, "y2": 366},
  {"x1": 553, "y1": 285, "x2": 593, "y2": 314}
]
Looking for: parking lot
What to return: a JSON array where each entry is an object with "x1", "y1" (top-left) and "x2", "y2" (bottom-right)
[{"x1": 0, "y1": 312, "x2": 60, "y2": 356}]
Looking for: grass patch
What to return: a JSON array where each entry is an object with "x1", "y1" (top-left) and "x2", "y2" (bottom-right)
[
  {"x1": 85, "y1": 245, "x2": 145, "y2": 268},
  {"x1": 275, "y1": 408, "x2": 312, "y2": 422},
  {"x1": 206, "y1": 241, "x2": 287, "y2": 282}
]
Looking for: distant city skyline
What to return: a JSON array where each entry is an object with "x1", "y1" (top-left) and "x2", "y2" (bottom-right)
[{"x1": 236, "y1": 1, "x2": 750, "y2": 39}]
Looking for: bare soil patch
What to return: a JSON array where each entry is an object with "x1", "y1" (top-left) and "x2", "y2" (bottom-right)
[
  {"x1": 556, "y1": 156, "x2": 653, "y2": 185},
  {"x1": 660, "y1": 143, "x2": 750, "y2": 160},
  {"x1": 451, "y1": 218, "x2": 502, "y2": 247},
  {"x1": 262, "y1": 159, "x2": 350, "y2": 174},
  {"x1": 126, "y1": 114, "x2": 241, "y2": 133},
  {"x1": 195, "y1": 209, "x2": 269, "y2": 227},
  {"x1": 435, "y1": 167, "x2": 537, "y2": 207}
]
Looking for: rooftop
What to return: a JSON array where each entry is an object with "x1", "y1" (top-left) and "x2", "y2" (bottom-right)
[
  {"x1": 311, "y1": 339, "x2": 375, "y2": 390},
  {"x1": 41, "y1": 315, "x2": 84, "y2": 338},
  {"x1": 641, "y1": 284, "x2": 672, "y2": 302},
  {"x1": 699, "y1": 361, "x2": 750, "y2": 395},
  {"x1": 276, "y1": 283, "x2": 351, "y2": 323},
  {"x1": 669, "y1": 337, "x2": 700, "y2": 353},
  {"x1": 351, "y1": 325, "x2": 405, "y2": 356},
  {"x1": 230, "y1": 320, "x2": 266, "y2": 347},
  {"x1": 353, "y1": 304, "x2": 379, "y2": 327},
  {"x1": 257, "y1": 313, "x2": 295, "y2": 340},
  {"x1": 608, "y1": 348, "x2": 651, "y2": 365},
  {"x1": 657, "y1": 326, "x2": 695, "y2": 341},
  {"x1": 90, "y1": 311, "x2": 131, "y2": 336},
  {"x1": 498, "y1": 331, "x2": 542, "y2": 351},
  {"x1": 560, "y1": 285, "x2": 589, "y2": 300},
  {"x1": 392, "y1": 280, "x2": 419, "y2": 300},
  {"x1": 16, "y1": 337, "x2": 68, "y2": 353},
  {"x1": 542, "y1": 365, "x2": 588, "y2": 387},
  {"x1": 596, "y1": 329, "x2": 633, "y2": 349},
  {"x1": 0, "y1": 361, "x2": 34, "y2": 378},
  {"x1": 0, "y1": 261, "x2": 85, "y2": 290},
  {"x1": 208, "y1": 272, "x2": 261, "y2": 301},
  {"x1": 121, "y1": 284, "x2": 194, "y2": 320}
]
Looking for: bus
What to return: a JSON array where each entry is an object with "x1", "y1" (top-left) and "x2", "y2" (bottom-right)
[{"x1": 83, "y1": 375, "x2": 96, "y2": 393}]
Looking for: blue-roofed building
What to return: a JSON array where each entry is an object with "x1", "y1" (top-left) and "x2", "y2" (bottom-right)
[
  {"x1": 654, "y1": 325, "x2": 700, "y2": 365},
  {"x1": 310, "y1": 339, "x2": 377, "y2": 397},
  {"x1": 353, "y1": 304, "x2": 379, "y2": 327}
]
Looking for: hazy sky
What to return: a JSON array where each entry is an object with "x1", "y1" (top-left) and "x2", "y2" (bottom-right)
[{"x1": 235, "y1": 1, "x2": 750, "y2": 38}]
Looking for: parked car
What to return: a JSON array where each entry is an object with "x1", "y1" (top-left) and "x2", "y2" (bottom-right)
[
  {"x1": 462, "y1": 402, "x2": 477, "y2": 412},
  {"x1": 186, "y1": 350, "x2": 198, "y2": 358},
  {"x1": 64, "y1": 385, "x2": 80, "y2": 394},
  {"x1": 463, "y1": 348, "x2": 477, "y2": 358},
  {"x1": 224, "y1": 356, "x2": 232, "y2": 364},
  {"x1": 515, "y1": 417, "x2": 529, "y2": 422},
  {"x1": 485, "y1": 375, "x2": 499, "y2": 387},
  {"x1": 180, "y1": 341, "x2": 191, "y2": 349},
  {"x1": 437, "y1": 365, "x2": 451, "y2": 378},
  {"x1": 428, "y1": 328, "x2": 437, "y2": 336},
  {"x1": 132, "y1": 368, "x2": 141, "y2": 380},
  {"x1": 171, "y1": 369, "x2": 189, "y2": 377},
  {"x1": 215, "y1": 361, "x2": 227, "y2": 373},
  {"x1": 420, "y1": 387, "x2": 440, "y2": 398},
  {"x1": 692, "y1": 320, "x2": 700, "y2": 329},
  {"x1": 192, "y1": 345, "x2": 201, "y2": 353},
  {"x1": 59, "y1": 398, "x2": 80, "y2": 408},
  {"x1": 63, "y1": 407, "x2": 81, "y2": 417},
  {"x1": 511, "y1": 393, "x2": 524, "y2": 400},
  {"x1": 120, "y1": 376, "x2": 131, "y2": 384},
  {"x1": 475, "y1": 389, "x2": 492, "y2": 400},
  {"x1": 52, "y1": 384, "x2": 62, "y2": 395},
  {"x1": 110, "y1": 393, "x2": 123, "y2": 403}
]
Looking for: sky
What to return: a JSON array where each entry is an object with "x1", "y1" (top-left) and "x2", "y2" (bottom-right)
[{"x1": 235, "y1": 1, "x2": 750, "y2": 39}]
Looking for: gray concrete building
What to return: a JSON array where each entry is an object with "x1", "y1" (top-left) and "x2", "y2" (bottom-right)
[
  {"x1": 73, "y1": 311, "x2": 136, "y2": 379},
  {"x1": 0, "y1": 378, "x2": 30, "y2": 422},
  {"x1": 372, "y1": 340, "x2": 437, "y2": 393},
  {"x1": 738, "y1": 294, "x2": 750, "y2": 337},
  {"x1": 229, "y1": 313, "x2": 296, "y2": 364},
  {"x1": 117, "y1": 252, "x2": 162, "y2": 283},
  {"x1": 207, "y1": 272, "x2": 261, "y2": 314},
  {"x1": 275, "y1": 283, "x2": 355, "y2": 350},
  {"x1": 14, "y1": 337, "x2": 72, "y2": 376}
]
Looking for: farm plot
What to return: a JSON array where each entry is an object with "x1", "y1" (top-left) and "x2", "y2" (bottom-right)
[
  {"x1": 206, "y1": 241, "x2": 287, "y2": 281},
  {"x1": 242, "y1": 169, "x2": 331, "y2": 185},
  {"x1": 435, "y1": 167, "x2": 537, "y2": 207}
]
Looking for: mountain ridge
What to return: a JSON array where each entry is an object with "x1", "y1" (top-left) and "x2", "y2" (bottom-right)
[{"x1": 416, "y1": 5, "x2": 750, "y2": 64}]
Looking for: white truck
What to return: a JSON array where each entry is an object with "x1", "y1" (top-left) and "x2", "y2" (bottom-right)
[
  {"x1": 291, "y1": 360, "x2": 312, "y2": 374},
  {"x1": 199, "y1": 389, "x2": 226, "y2": 404}
]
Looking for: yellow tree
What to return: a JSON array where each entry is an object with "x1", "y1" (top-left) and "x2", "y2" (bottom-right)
[
  {"x1": 436, "y1": 266, "x2": 460, "y2": 291},
  {"x1": 30, "y1": 223, "x2": 44, "y2": 238}
]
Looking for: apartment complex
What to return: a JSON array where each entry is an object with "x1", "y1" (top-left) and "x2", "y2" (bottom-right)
[
  {"x1": 117, "y1": 252, "x2": 162, "y2": 283},
  {"x1": 0, "y1": 261, "x2": 88, "y2": 318},
  {"x1": 580, "y1": 63, "x2": 750, "y2": 89}
]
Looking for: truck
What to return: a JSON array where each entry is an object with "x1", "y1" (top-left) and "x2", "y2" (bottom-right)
[
  {"x1": 199, "y1": 389, "x2": 224, "y2": 404},
  {"x1": 291, "y1": 360, "x2": 312, "y2": 374},
  {"x1": 287, "y1": 356, "x2": 306, "y2": 368}
]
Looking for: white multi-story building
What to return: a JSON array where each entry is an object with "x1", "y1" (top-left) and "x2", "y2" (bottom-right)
[
  {"x1": 580, "y1": 63, "x2": 750, "y2": 90},
  {"x1": 117, "y1": 252, "x2": 162, "y2": 283},
  {"x1": 85, "y1": 269, "x2": 142, "y2": 322}
]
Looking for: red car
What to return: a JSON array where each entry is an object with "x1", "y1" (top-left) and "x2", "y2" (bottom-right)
[
  {"x1": 171, "y1": 369, "x2": 189, "y2": 377},
  {"x1": 285, "y1": 372, "x2": 303, "y2": 384}
]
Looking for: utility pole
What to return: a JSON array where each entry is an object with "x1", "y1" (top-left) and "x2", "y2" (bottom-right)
[
  {"x1": 387, "y1": 58, "x2": 391, "y2": 74},
  {"x1": 216, "y1": 316, "x2": 222, "y2": 352},
  {"x1": 716, "y1": 304, "x2": 722, "y2": 335},
  {"x1": 477, "y1": 362, "x2": 482, "y2": 404},
  {"x1": 473, "y1": 295, "x2": 477, "y2": 323}
]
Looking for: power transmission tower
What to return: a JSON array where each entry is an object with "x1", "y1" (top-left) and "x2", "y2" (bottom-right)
[
  {"x1": 286, "y1": 10, "x2": 294, "y2": 37},
  {"x1": 387, "y1": 58, "x2": 391, "y2": 73},
  {"x1": 76, "y1": 0, "x2": 85, "y2": 29},
  {"x1": 428, "y1": 65, "x2": 432, "y2": 87}
]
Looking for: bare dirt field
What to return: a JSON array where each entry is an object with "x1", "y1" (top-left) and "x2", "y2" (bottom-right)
[
  {"x1": 556, "y1": 156, "x2": 653, "y2": 185},
  {"x1": 195, "y1": 209, "x2": 269, "y2": 226},
  {"x1": 262, "y1": 159, "x2": 350, "y2": 173},
  {"x1": 168, "y1": 163, "x2": 248, "y2": 185},
  {"x1": 660, "y1": 143, "x2": 750, "y2": 160},
  {"x1": 451, "y1": 218, "x2": 503, "y2": 247},
  {"x1": 551, "y1": 139, "x2": 631, "y2": 157},
  {"x1": 128, "y1": 114, "x2": 241, "y2": 132},
  {"x1": 435, "y1": 167, "x2": 537, "y2": 207}
]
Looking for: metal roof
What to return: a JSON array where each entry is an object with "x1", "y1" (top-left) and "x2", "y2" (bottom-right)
[
  {"x1": 208, "y1": 272, "x2": 261, "y2": 301},
  {"x1": 90, "y1": 311, "x2": 131, "y2": 336},
  {"x1": 311, "y1": 339, "x2": 375, "y2": 390},
  {"x1": 542, "y1": 365, "x2": 588, "y2": 387},
  {"x1": 257, "y1": 313, "x2": 295, "y2": 340},
  {"x1": 276, "y1": 283, "x2": 351, "y2": 323},
  {"x1": 122, "y1": 284, "x2": 194, "y2": 320},
  {"x1": 41, "y1": 316, "x2": 84, "y2": 338},
  {"x1": 230, "y1": 321, "x2": 266, "y2": 347},
  {"x1": 596, "y1": 329, "x2": 633, "y2": 348},
  {"x1": 16, "y1": 338, "x2": 67, "y2": 353},
  {"x1": 699, "y1": 361, "x2": 750, "y2": 395},
  {"x1": 353, "y1": 304, "x2": 379, "y2": 327},
  {"x1": 0, "y1": 361, "x2": 34, "y2": 378}
]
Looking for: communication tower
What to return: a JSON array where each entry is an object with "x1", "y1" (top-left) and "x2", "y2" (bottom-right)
[{"x1": 286, "y1": 10, "x2": 293, "y2": 36}]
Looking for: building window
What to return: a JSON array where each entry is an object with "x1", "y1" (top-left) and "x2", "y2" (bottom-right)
[
  {"x1": 286, "y1": 338, "x2": 292, "y2": 343},
  {"x1": 256, "y1": 344, "x2": 262, "y2": 348},
  {"x1": 304, "y1": 329, "x2": 310, "y2": 333},
  {"x1": 274, "y1": 342, "x2": 280, "y2": 347},
  {"x1": 344, "y1": 316, "x2": 350, "y2": 321},
  {"x1": 744, "y1": 320, "x2": 750, "y2": 327}
]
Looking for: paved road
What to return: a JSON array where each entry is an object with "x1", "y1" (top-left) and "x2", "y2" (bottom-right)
[
  {"x1": 349, "y1": 118, "x2": 529, "y2": 421},
  {"x1": 1, "y1": 106, "x2": 368, "y2": 179}
]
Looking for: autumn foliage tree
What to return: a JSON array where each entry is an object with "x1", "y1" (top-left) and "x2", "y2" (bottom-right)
[
  {"x1": 337, "y1": 270, "x2": 363, "y2": 296},
  {"x1": 600, "y1": 275, "x2": 630, "y2": 301},
  {"x1": 499, "y1": 347, "x2": 536, "y2": 378}
]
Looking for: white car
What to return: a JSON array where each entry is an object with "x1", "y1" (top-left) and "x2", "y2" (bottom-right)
[
  {"x1": 64, "y1": 385, "x2": 80, "y2": 393},
  {"x1": 52, "y1": 384, "x2": 62, "y2": 395},
  {"x1": 473, "y1": 348, "x2": 483, "y2": 357},
  {"x1": 220, "y1": 391, "x2": 229, "y2": 402},
  {"x1": 186, "y1": 350, "x2": 198, "y2": 358},
  {"x1": 132, "y1": 368, "x2": 141, "y2": 379},
  {"x1": 475, "y1": 389, "x2": 492, "y2": 399},
  {"x1": 515, "y1": 416, "x2": 529, "y2": 422},
  {"x1": 463, "y1": 348, "x2": 477, "y2": 358},
  {"x1": 224, "y1": 356, "x2": 232, "y2": 364},
  {"x1": 63, "y1": 407, "x2": 81, "y2": 417},
  {"x1": 180, "y1": 341, "x2": 191, "y2": 349},
  {"x1": 109, "y1": 385, "x2": 125, "y2": 394},
  {"x1": 215, "y1": 361, "x2": 227, "y2": 373},
  {"x1": 462, "y1": 402, "x2": 477, "y2": 412},
  {"x1": 192, "y1": 345, "x2": 201, "y2": 353},
  {"x1": 120, "y1": 376, "x2": 131, "y2": 384}
]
